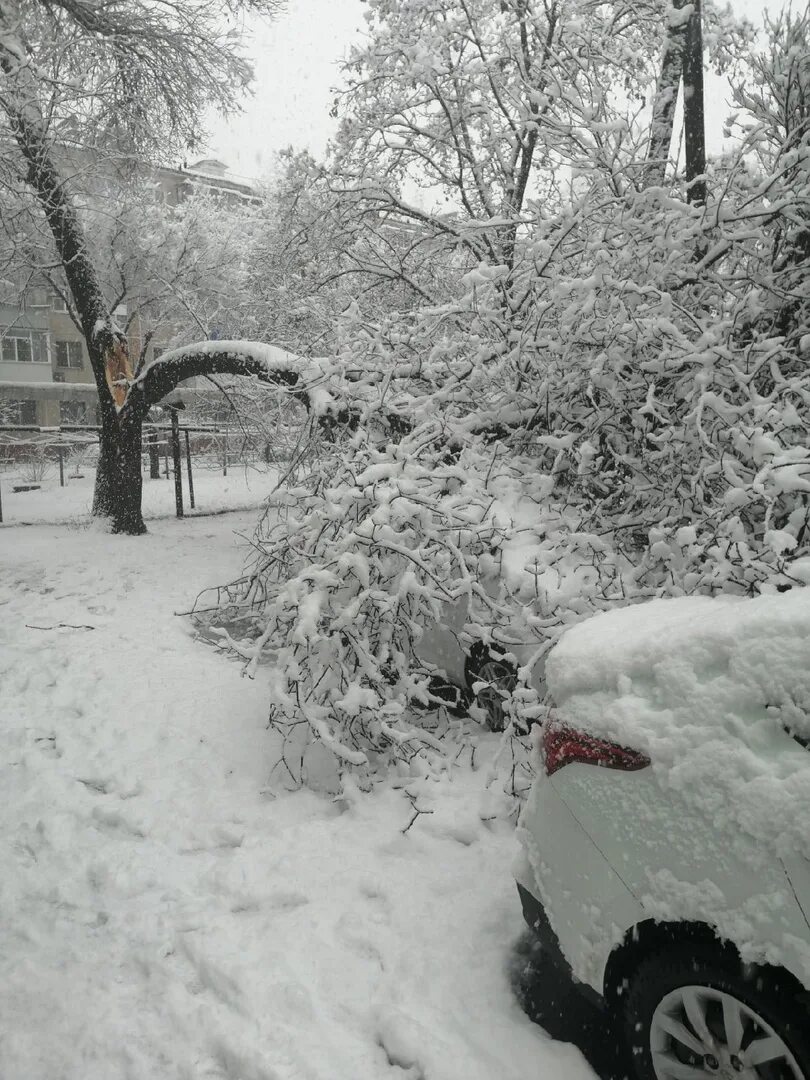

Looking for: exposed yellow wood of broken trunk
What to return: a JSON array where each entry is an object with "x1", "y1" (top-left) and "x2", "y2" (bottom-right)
[{"x1": 105, "y1": 339, "x2": 134, "y2": 408}]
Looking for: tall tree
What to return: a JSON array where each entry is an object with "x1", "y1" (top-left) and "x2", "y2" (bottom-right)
[
  {"x1": 0, "y1": 0, "x2": 318, "y2": 534},
  {"x1": 645, "y1": 0, "x2": 692, "y2": 185},
  {"x1": 332, "y1": 0, "x2": 666, "y2": 290},
  {"x1": 682, "y1": 0, "x2": 707, "y2": 204}
]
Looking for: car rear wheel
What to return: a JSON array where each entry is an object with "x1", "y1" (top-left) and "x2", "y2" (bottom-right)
[
  {"x1": 623, "y1": 946, "x2": 810, "y2": 1080},
  {"x1": 465, "y1": 650, "x2": 517, "y2": 732}
]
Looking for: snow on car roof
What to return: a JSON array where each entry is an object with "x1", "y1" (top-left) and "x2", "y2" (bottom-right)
[{"x1": 545, "y1": 589, "x2": 810, "y2": 863}]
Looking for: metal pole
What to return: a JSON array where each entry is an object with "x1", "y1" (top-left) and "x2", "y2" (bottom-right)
[
  {"x1": 58, "y1": 448, "x2": 64, "y2": 487},
  {"x1": 223, "y1": 425, "x2": 228, "y2": 476},
  {"x1": 148, "y1": 430, "x2": 160, "y2": 480},
  {"x1": 171, "y1": 410, "x2": 183, "y2": 518},
  {"x1": 0, "y1": 475, "x2": 3, "y2": 523},
  {"x1": 184, "y1": 429, "x2": 195, "y2": 510}
]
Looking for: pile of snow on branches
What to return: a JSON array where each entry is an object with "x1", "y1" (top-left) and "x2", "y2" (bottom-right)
[{"x1": 198, "y1": 7, "x2": 810, "y2": 792}]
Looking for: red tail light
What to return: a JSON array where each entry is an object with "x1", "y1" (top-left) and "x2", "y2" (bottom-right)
[{"x1": 542, "y1": 724, "x2": 650, "y2": 776}]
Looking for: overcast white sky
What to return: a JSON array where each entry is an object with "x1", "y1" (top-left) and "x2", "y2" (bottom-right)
[
  {"x1": 207, "y1": 0, "x2": 774, "y2": 185},
  {"x1": 206, "y1": 0, "x2": 366, "y2": 182}
]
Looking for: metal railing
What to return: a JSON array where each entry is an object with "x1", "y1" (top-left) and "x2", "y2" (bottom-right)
[{"x1": 0, "y1": 419, "x2": 274, "y2": 524}]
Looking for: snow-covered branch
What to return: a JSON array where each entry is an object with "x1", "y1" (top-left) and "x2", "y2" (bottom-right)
[{"x1": 129, "y1": 340, "x2": 336, "y2": 416}]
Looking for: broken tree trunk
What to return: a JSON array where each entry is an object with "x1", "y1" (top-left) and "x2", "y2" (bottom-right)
[
  {"x1": 92, "y1": 408, "x2": 147, "y2": 534},
  {"x1": 646, "y1": 0, "x2": 691, "y2": 186},
  {"x1": 1, "y1": 26, "x2": 322, "y2": 533}
]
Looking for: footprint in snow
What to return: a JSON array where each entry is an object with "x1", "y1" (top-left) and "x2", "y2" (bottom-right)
[
  {"x1": 335, "y1": 909, "x2": 385, "y2": 968},
  {"x1": 267, "y1": 890, "x2": 310, "y2": 912},
  {"x1": 90, "y1": 804, "x2": 146, "y2": 838}
]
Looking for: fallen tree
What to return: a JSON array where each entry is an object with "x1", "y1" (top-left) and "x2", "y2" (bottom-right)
[{"x1": 198, "y1": 3, "x2": 810, "y2": 792}]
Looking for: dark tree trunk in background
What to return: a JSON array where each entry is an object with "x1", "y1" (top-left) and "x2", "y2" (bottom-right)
[
  {"x1": 683, "y1": 0, "x2": 707, "y2": 206},
  {"x1": 646, "y1": 0, "x2": 690, "y2": 186},
  {"x1": 2, "y1": 81, "x2": 149, "y2": 531},
  {"x1": 646, "y1": 0, "x2": 706, "y2": 207}
]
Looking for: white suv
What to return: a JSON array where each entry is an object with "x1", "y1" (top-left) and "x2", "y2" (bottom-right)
[{"x1": 515, "y1": 592, "x2": 810, "y2": 1080}]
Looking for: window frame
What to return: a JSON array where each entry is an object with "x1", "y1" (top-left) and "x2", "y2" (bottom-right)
[
  {"x1": 4, "y1": 399, "x2": 37, "y2": 425},
  {"x1": 55, "y1": 339, "x2": 84, "y2": 370},
  {"x1": 0, "y1": 327, "x2": 50, "y2": 364},
  {"x1": 59, "y1": 399, "x2": 87, "y2": 425},
  {"x1": 23, "y1": 287, "x2": 50, "y2": 310}
]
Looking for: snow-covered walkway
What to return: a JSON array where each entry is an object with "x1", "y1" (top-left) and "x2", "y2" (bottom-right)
[{"x1": 0, "y1": 511, "x2": 595, "y2": 1080}]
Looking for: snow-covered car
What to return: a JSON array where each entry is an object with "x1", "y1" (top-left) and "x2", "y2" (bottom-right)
[{"x1": 515, "y1": 590, "x2": 810, "y2": 1080}]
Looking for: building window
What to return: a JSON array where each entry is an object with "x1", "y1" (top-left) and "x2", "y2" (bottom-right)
[
  {"x1": 0, "y1": 328, "x2": 50, "y2": 363},
  {"x1": 55, "y1": 340, "x2": 84, "y2": 369},
  {"x1": 60, "y1": 400, "x2": 87, "y2": 425},
  {"x1": 4, "y1": 400, "x2": 37, "y2": 425},
  {"x1": 52, "y1": 294, "x2": 68, "y2": 313},
  {"x1": 23, "y1": 287, "x2": 50, "y2": 309}
]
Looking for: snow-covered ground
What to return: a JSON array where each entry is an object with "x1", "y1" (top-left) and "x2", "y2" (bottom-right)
[
  {"x1": 0, "y1": 509, "x2": 595, "y2": 1080},
  {"x1": 0, "y1": 463, "x2": 280, "y2": 526}
]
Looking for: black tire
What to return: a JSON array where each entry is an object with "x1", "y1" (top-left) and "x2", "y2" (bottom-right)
[
  {"x1": 420, "y1": 675, "x2": 469, "y2": 717},
  {"x1": 464, "y1": 645, "x2": 518, "y2": 732},
  {"x1": 623, "y1": 945, "x2": 810, "y2": 1080}
]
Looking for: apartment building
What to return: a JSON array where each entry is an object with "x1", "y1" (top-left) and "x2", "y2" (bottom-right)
[{"x1": 0, "y1": 159, "x2": 257, "y2": 428}]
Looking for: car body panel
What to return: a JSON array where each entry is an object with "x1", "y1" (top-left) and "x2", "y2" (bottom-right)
[
  {"x1": 414, "y1": 596, "x2": 548, "y2": 701},
  {"x1": 518, "y1": 762, "x2": 810, "y2": 995},
  {"x1": 551, "y1": 763, "x2": 810, "y2": 988},
  {"x1": 518, "y1": 769, "x2": 645, "y2": 992}
]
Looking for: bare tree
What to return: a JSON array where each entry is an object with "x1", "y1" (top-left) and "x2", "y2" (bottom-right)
[{"x1": 0, "y1": 0, "x2": 313, "y2": 534}]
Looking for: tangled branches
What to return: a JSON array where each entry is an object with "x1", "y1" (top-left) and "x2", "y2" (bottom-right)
[
  {"x1": 195, "y1": 431, "x2": 548, "y2": 788},
  {"x1": 198, "y1": 11, "x2": 810, "y2": 793}
]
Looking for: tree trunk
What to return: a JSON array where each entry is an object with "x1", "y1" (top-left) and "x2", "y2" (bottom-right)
[
  {"x1": 646, "y1": 0, "x2": 690, "y2": 186},
  {"x1": 683, "y1": 0, "x2": 707, "y2": 206},
  {"x1": 93, "y1": 411, "x2": 146, "y2": 534}
]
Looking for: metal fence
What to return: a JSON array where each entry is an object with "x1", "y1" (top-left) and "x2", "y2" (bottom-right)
[{"x1": 0, "y1": 418, "x2": 275, "y2": 524}]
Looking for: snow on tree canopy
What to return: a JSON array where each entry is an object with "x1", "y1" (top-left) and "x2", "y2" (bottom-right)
[{"x1": 545, "y1": 590, "x2": 810, "y2": 865}]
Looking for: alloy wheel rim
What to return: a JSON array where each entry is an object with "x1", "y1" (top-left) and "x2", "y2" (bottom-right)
[
  {"x1": 475, "y1": 660, "x2": 516, "y2": 729},
  {"x1": 649, "y1": 984, "x2": 803, "y2": 1079}
]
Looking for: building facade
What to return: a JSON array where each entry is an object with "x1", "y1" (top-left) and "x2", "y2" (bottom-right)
[{"x1": 0, "y1": 159, "x2": 257, "y2": 428}]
